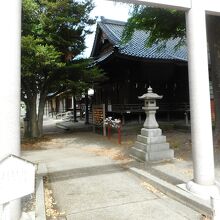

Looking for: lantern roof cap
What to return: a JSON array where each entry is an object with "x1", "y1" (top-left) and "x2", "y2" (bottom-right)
[{"x1": 138, "y1": 86, "x2": 163, "y2": 100}]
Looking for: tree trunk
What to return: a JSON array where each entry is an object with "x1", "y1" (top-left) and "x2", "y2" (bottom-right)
[
  {"x1": 29, "y1": 95, "x2": 39, "y2": 138},
  {"x1": 23, "y1": 101, "x2": 31, "y2": 138},
  {"x1": 37, "y1": 92, "x2": 47, "y2": 137},
  {"x1": 73, "y1": 96, "x2": 78, "y2": 122},
  {"x1": 24, "y1": 93, "x2": 47, "y2": 138},
  {"x1": 207, "y1": 15, "x2": 220, "y2": 146}
]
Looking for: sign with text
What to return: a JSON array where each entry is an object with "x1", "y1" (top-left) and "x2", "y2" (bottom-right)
[
  {"x1": 92, "y1": 104, "x2": 106, "y2": 136},
  {"x1": 0, "y1": 155, "x2": 35, "y2": 204}
]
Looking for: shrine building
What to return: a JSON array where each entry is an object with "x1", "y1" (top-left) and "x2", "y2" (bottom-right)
[{"x1": 90, "y1": 17, "x2": 214, "y2": 123}]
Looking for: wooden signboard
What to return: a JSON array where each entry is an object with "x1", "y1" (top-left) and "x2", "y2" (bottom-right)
[{"x1": 92, "y1": 104, "x2": 106, "y2": 136}]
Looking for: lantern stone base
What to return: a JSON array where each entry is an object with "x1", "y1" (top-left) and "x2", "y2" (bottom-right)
[{"x1": 131, "y1": 128, "x2": 174, "y2": 162}]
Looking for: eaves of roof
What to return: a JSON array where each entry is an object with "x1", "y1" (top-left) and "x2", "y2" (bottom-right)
[
  {"x1": 114, "y1": 52, "x2": 187, "y2": 64},
  {"x1": 93, "y1": 50, "x2": 114, "y2": 64},
  {"x1": 94, "y1": 50, "x2": 187, "y2": 66},
  {"x1": 92, "y1": 17, "x2": 187, "y2": 62}
]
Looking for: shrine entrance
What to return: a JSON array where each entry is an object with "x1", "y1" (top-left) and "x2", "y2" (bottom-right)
[{"x1": 1, "y1": 0, "x2": 220, "y2": 218}]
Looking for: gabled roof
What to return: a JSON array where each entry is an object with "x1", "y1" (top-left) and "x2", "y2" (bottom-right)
[{"x1": 91, "y1": 17, "x2": 187, "y2": 63}]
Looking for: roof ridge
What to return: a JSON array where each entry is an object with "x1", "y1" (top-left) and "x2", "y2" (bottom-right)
[
  {"x1": 99, "y1": 16, "x2": 126, "y2": 26},
  {"x1": 98, "y1": 21, "x2": 122, "y2": 45}
]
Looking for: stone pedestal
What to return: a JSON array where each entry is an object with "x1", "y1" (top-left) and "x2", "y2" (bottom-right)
[{"x1": 131, "y1": 128, "x2": 174, "y2": 162}]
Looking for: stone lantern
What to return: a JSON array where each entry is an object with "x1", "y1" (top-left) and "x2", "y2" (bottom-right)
[
  {"x1": 139, "y1": 86, "x2": 162, "y2": 129},
  {"x1": 131, "y1": 87, "x2": 174, "y2": 162}
]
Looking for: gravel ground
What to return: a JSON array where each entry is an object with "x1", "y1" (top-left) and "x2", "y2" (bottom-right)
[{"x1": 21, "y1": 118, "x2": 220, "y2": 178}]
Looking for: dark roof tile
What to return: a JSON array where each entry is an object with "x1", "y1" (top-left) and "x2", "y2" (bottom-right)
[{"x1": 96, "y1": 18, "x2": 187, "y2": 62}]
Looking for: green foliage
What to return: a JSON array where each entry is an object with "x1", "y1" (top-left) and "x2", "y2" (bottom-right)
[
  {"x1": 22, "y1": 0, "x2": 40, "y2": 35},
  {"x1": 122, "y1": 5, "x2": 186, "y2": 48},
  {"x1": 21, "y1": 36, "x2": 63, "y2": 77},
  {"x1": 21, "y1": 0, "x2": 104, "y2": 137},
  {"x1": 38, "y1": 0, "x2": 96, "y2": 57},
  {"x1": 21, "y1": 0, "x2": 102, "y2": 99},
  {"x1": 54, "y1": 58, "x2": 105, "y2": 94}
]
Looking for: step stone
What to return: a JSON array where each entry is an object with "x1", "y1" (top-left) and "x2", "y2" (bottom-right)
[
  {"x1": 141, "y1": 128, "x2": 162, "y2": 137},
  {"x1": 146, "y1": 149, "x2": 174, "y2": 161},
  {"x1": 130, "y1": 147, "x2": 146, "y2": 161},
  {"x1": 137, "y1": 135, "x2": 166, "y2": 144},
  {"x1": 135, "y1": 141, "x2": 170, "y2": 152}
]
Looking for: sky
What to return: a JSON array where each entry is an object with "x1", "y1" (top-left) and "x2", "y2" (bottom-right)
[{"x1": 82, "y1": 0, "x2": 131, "y2": 57}]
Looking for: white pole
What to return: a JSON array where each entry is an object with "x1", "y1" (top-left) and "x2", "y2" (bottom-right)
[
  {"x1": 211, "y1": 196, "x2": 220, "y2": 219},
  {"x1": 185, "y1": 3, "x2": 219, "y2": 197},
  {"x1": 72, "y1": 96, "x2": 74, "y2": 109},
  {"x1": 0, "y1": 0, "x2": 21, "y2": 219}
]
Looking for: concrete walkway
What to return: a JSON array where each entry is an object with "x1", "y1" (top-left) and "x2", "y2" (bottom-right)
[
  {"x1": 23, "y1": 142, "x2": 202, "y2": 220},
  {"x1": 21, "y1": 118, "x2": 208, "y2": 219}
]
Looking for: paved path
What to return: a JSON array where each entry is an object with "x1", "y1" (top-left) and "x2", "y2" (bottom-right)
[{"x1": 22, "y1": 122, "x2": 203, "y2": 219}]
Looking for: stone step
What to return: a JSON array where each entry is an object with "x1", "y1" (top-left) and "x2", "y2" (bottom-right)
[
  {"x1": 135, "y1": 141, "x2": 170, "y2": 152},
  {"x1": 129, "y1": 167, "x2": 212, "y2": 217},
  {"x1": 129, "y1": 154, "x2": 145, "y2": 162},
  {"x1": 134, "y1": 141, "x2": 146, "y2": 151},
  {"x1": 137, "y1": 135, "x2": 166, "y2": 144},
  {"x1": 141, "y1": 128, "x2": 162, "y2": 137},
  {"x1": 146, "y1": 149, "x2": 174, "y2": 162},
  {"x1": 130, "y1": 147, "x2": 146, "y2": 161},
  {"x1": 56, "y1": 123, "x2": 70, "y2": 130}
]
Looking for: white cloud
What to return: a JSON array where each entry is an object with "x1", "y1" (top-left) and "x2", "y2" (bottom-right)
[
  {"x1": 82, "y1": 0, "x2": 131, "y2": 58},
  {"x1": 91, "y1": 0, "x2": 130, "y2": 22}
]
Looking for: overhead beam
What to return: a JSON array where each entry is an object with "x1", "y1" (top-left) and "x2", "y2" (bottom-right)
[
  {"x1": 109, "y1": 0, "x2": 191, "y2": 10},
  {"x1": 205, "y1": 0, "x2": 220, "y2": 16}
]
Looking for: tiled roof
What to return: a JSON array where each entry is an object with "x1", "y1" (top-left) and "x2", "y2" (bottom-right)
[{"x1": 94, "y1": 18, "x2": 187, "y2": 62}]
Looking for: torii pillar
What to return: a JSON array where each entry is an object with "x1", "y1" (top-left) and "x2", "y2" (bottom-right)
[
  {"x1": 111, "y1": 0, "x2": 220, "y2": 199},
  {"x1": 0, "y1": 0, "x2": 22, "y2": 219}
]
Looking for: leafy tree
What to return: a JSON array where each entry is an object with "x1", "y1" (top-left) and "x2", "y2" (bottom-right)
[
  {"x1": 122, "y1": 6, "x2": 220, "y2": 144},
  {"x1": 21, "y1": 0, "x2": 102, "y2": 138},
  {"x1": 122, "y1": 6, "x2": 186, "y2": 47}
]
